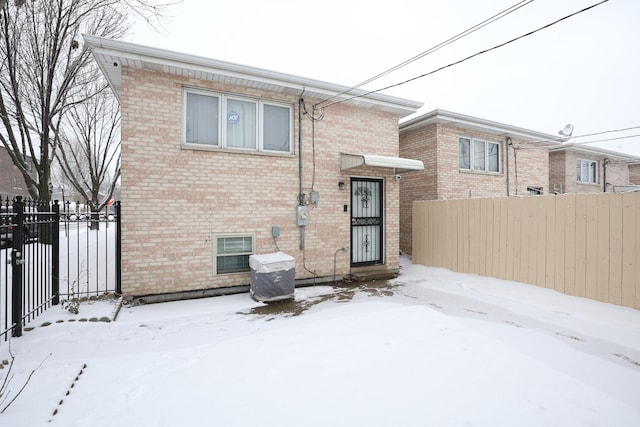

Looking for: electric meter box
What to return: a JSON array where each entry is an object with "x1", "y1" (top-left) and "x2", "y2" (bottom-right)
[{"x1": 249, "y1": 252, "x2": 296, "y2": 302}]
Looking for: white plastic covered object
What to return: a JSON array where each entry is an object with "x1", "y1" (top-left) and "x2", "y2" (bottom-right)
[
  {"x1": 249, "y1": 252, "x2": 295, "y2": 302},
  {"x1": 249, "y1": 251, "x2": 295, "y2": 273}
]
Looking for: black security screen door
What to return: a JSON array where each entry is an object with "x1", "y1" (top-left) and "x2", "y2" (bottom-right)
[{"x1": 351, "y1": 178, "x2": 383, "y2": 266}]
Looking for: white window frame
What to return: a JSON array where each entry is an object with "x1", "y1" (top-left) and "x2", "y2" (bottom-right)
[
  {"x1": 184, "y1": 88, "x2": 293, "y2": 154},
  {"x1": 576, "y1": 158, "x2": 598, "y2": 184},
  {"x1": 459, "y1": 137, "x2": 501, "y2": 173},
  {"x1": 260, "y1": 100, "x2": 294, "y2": 154},
  {"x1": 214, "y1": 233, "x2": 255, "y2": 275}
]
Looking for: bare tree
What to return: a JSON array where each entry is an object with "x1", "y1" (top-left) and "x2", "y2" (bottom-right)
[
  {"x1": 56, "y1": 83, "x2": 120, "y2": 228},
  {"x1": 0, "y1": 0, "x2": 176, "y2": 204}
]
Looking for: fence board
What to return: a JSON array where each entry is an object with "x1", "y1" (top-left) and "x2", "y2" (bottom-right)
[
  {"x1": 574, "y1": 195, "x2": 587, "y2": 298},
  {"x1": 490, "y1": 198, "x2": 500, "y2": 278},
  {"x1": 520, "y1": 197, "x2": 533, "y2": 285},
  {"x1": 435, "y1": 201, "x2": 446, "y2": 268},
  {"x1": 563, "y1": 196, "x2": 576, "y2": 297},
  {"x1": 596, "y1": 194, "x2": 610, "y2": 303},
  {"x1": 554, "y1": 196, "x2": 566, "y2": 294},
  {"x1": 498, "y1": 198, "x2": 508, "y2": 281},
  {"x1": 584, "y1": 197, "x2": 598, "y2": 300},
  {"x1": 479, "y1": 198, "x2": 488, "y2": 277},
  {"x1": 621, "y1": 193, "x2": 639, "y2": 309},
  {"x1": 544, "y1": 196, "x2": 556, "y2": 290},
  {"x1": 636, "y1": 194, "x2": 640, "y2": 310},
  {"x1": 412, "y1": 192, "x2": 640, "y2": 310},
  {"x1": 609, "y1": 194, "x2": 623, "y2": 305},
  {"x1": 512, "y1": 198, "x2": 523, "y2": 284},
  {"x1": 504, "y1": 198, "x2": 516, "y2": 281},
  {"x1": 535, "y1": 196, "x2": 547, "y2": 287},
  {"x1": 444, "y1": 201, "x2": 454, "y2": 271},
  {"x1": 460, "y1": 200, "x2": 469, "y2": 273}
]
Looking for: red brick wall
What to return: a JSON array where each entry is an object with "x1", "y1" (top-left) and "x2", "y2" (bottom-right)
[{"x1": 0, "y1": 146, "x2": 32, "y2": 199}]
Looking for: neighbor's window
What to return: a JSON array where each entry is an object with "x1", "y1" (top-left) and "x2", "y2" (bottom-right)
[
  {"x1": 576, "y1": 159, "x2": 597, "y2": 183},
  {"x1": 216, "y1": 235, "x2": 254, "y2": 274},
  {"x1": 527, "y1": 186, "x2": 542, "y2": 195},
  {"x1": 184, "y1": 89, "x2": 293, "y2": 153},
  {"x1": 459, "y1": 137, "x2": 500, "y2": 173}
]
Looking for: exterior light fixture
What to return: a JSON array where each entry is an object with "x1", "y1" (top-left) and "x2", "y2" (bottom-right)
[{"x1": 338, "y1": 181, "x2": 346, "y2": 190}]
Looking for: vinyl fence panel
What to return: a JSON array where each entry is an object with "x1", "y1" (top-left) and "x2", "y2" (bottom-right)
[{"x1": 412, "y1": 192, "x2": 640, "y2": 310}]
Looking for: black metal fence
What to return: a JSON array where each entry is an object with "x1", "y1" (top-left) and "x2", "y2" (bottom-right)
[{"x1": 0, "y1": 196, "x2": 121, "y2": 343}]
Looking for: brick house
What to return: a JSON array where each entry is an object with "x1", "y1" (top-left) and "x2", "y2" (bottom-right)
[
  {"x1": 549, "y1": 143, "x2": 640, "y2": 194},
  {"x1": 398, "y1": 109, "x2": 558, "y2": 255},
  {"x1": 630, "y1": 163, "x2": 640, "y2": 186},
  {"x1": 85, "y1": 35, "x2": 423, "y2": 298},
  {"x1": 0, "y1": 146, "x2": 33, "y2": 200}
]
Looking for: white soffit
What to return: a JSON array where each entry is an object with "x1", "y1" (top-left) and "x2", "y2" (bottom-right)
[
  {"x1": 82, "y1": 35, "x2": 423, "y2": 117},
  {"x1": 341, "y1": 153, "x2": 424, "y2": 173}
]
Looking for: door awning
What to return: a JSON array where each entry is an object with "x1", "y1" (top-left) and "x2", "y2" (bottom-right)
[{"x1": 341, "y1": 153, "x2": 424, "y2": 173}]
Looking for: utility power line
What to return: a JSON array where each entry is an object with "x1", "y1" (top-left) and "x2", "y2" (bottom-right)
[
  {"x1": 514, "y1": 125, "x2": 640, "y2": 149},
  {"x1": 322, "y1": 0, "x2": 610, "y2": 109},
  {"x1": 314, "y1": 0, "x2": 535, "y2": 109}
]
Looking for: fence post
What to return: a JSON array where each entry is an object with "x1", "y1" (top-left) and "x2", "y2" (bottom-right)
[
  {"x1": 116, "y1": 201, "x2": 121, "y2": 295},
  {"x1": 52, "y1": 200, "x2": 60, "y2": 305},
  {"x1": 11, "y1": 196, "x2": 24, "y2": 337}
]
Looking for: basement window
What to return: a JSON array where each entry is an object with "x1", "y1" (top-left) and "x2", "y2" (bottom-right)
[
  {"x1": 215, "y1": 235, "x2": 254, "y2": 274},
  {"x1": 527, "y1": 186, "x2": 542, "y2": 195}
]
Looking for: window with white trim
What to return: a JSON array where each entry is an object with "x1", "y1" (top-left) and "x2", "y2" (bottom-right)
[
  {"x1": 459, "y1": 137, "x2": 500, "y2": 173},
  {"x1": 216, "y1": 235, "x2": 254, "y2": 274},
  {"x1": 576, "y1": 159, "x2": 597, "y2": 183},
  {"x1": 184, "y1": 89, "x2": 293, "y2": 153}
]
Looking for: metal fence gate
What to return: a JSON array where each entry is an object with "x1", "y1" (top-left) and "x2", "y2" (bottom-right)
[{"x1": 1, "y1": 196, "x2": 121, "y2": 343}]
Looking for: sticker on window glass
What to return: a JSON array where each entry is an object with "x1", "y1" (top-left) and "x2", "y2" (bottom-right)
[{"x1": 227, "y1": 111, "x2": 240, "y2": 124}]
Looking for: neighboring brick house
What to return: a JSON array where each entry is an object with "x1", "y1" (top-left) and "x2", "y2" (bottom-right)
[
  {"x1": 85, "y1": 35, "x2": 423, "y2": 298},
  {"x1": 630, "y1": 163, "x2": 640, "y2": 186},
  {"x1": 0, "y1": 146, "x2": 33, "y2": 200},
  {"x1": 549, "y1": 144, "x2": 640, "y2": 194},
  {"x1": 398, "y1": 109, "x2": 558, "y2": 254}
]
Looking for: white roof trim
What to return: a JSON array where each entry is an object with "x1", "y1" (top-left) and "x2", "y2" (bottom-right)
[
  {"x1": 549, "y1": 143, "x2": 640, "y2": 162},
  {"x1": 82, "y1": 35, "x2": 423, "y2": 117},
  {"x1": 341, "y1": 153, "x2": 424, "y2": 173},
  {"x1": 400, "y1": 109, "x2": 560, "y2": 144}
]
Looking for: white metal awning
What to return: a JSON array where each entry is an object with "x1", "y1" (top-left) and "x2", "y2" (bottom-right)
[{"x1": 340, "y1": 153, "x2": 424, "y2": 173}]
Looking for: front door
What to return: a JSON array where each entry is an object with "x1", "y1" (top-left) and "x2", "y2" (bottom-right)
[{"x1": 351, "y1": 178, "x2": 383, "y2": 266}]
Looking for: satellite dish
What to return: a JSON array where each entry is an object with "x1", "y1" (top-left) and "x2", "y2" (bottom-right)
[{"x1": 558, "y1": 124, "x2": 574, "y2": 138}]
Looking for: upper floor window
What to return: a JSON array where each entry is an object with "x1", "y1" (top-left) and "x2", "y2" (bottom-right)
[
  {"x1": 576, "y1": 159, "x2": 597, "y2": 183},
  {"x1": 184, "y1": 89, "x2": 293, "y2": 154},
  {"x1": 459, "y1": 137, "x2": 500, "y2": 173}
]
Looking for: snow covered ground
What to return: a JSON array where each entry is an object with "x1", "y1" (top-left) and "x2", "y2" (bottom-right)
[{"x1": 2, "y1": 257, "x2": 640, "y2": 426}]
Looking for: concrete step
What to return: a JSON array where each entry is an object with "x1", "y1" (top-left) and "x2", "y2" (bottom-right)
[{"x1": 350, "y1": 269, "x2": 399, "y2": 282}]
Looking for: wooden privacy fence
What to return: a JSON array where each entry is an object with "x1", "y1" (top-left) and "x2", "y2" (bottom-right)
[{"x1": 412, "y1": 192, "x2": 640, "y2": 310}]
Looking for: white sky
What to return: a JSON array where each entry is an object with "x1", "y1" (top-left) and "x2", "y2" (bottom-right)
[{"x1": 129, "y1": 0, "x2": 640, "y2": 155}]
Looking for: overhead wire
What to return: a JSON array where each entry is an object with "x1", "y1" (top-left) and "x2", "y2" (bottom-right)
[
  {"x1": 515, "y1": 125, "x2": 640, "y2": 150},
  {"x1": 322, "y1": 0, "x2": 610, "y2": 109},
  {"x1": 314, "y1": 0, "x2": 535, "y2": 109}
]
